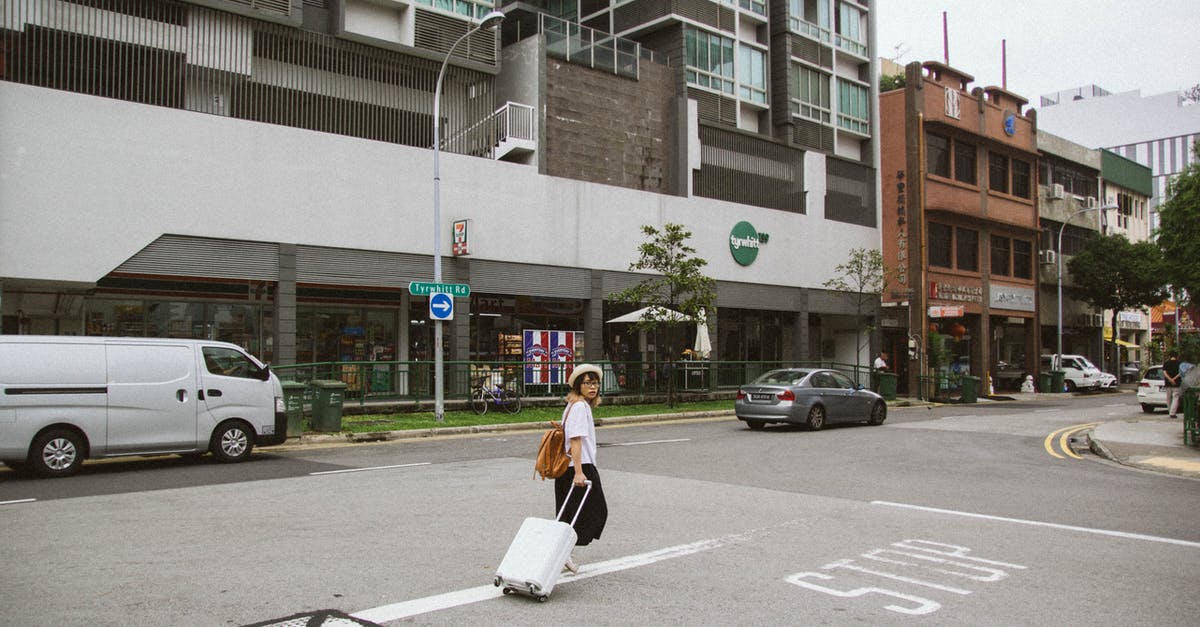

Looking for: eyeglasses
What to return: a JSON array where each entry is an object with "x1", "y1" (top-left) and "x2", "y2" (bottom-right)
[{"x1": 580, "y1": 380, "x2": 600, "y2": 388}]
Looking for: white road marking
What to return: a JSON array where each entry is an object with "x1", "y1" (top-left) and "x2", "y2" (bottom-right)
[
  {"x1": 607, "y1": 438, "x2": 691, "y2": 447},
  {"x1": 309, "y1": 462, "x2": 431, "y2": 476},
  {"x1": 351, "y1": 531, "x2": 750, "y2": 623},
  {"x1": 872, "y1": 501, "x2": 1200, "y2": 548},
  {"x1": 1, "y1": 498, "x2": 36, "y2": 506},
  {"x1": 1103, "y1": 404, "x2": 1127, "y2": 408}
]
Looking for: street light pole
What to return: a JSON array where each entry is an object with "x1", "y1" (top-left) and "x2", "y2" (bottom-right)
[
  {"x1": 431, "y1": 10, "x2": 504, "y2": 422},
  {"x1": 1056, "y1": 203, "x2": 1117, "y2": 376}
]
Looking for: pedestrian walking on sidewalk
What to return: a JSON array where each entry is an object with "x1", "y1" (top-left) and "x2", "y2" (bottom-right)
[
  {"x1": 555, "y1": 364, "x2": 609, "y2": 574},
  {"x1": 1163, "y1": 351, "x2": 1183, "y2": 418}
]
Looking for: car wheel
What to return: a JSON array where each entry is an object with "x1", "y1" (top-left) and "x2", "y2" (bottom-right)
[
  {"x1": 805, "y1": 405, "x2": 825, "y2": 431},
  {"x1": 746, "y1": 420, "x2": 765, "y2": 431},
  {"x1": 1140, "y1": 404, "x2": 1154, "y2": 414},
  {"x1": 867, "y1": 401, "x2": 887, "y2": 426},
  {"x1": 30, "y1": 429, "x2": 86, "y2": 478},
  {"x1": 210, "y1": 421, "x2": 254, "y2": 463}
]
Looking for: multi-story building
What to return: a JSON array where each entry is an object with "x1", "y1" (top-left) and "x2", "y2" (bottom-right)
[
  {"x1": 1, "y1": 1, "x2": 883, "y2": 390},
  {"x1": 1036, "y1": 131, "x2": 1154, "y2": 373},
  {"x1": 880, "y1": 61, "x2": 1040, "y2": 395},
  {"x1": 1038, "y1": 85, "x2": 1200, "y2": 224}
]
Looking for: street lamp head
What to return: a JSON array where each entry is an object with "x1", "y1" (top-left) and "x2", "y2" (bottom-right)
[{"x1": 477, "y1": 10, "x2": 505, "y2": 31}]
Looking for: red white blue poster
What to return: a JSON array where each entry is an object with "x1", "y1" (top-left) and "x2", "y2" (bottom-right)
[{"x1": 524, "y1": 330, "x2": 580, "y2": 385}]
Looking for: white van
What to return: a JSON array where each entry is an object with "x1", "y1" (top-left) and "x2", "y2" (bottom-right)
[
  {"x1": 0, "y1": 336, "x2": 287, "y2": 477},
  {"x1": 1040, "y1": 354, "x2": 1119, "y2": 392}
]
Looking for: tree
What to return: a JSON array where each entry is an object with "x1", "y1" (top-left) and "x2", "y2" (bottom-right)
[
  {"x1": 1155, "y1": 142, "x2": 1200, "y2": 301},
  {"x1": 879, "y1": 73, "x2": 906, "y2": 92},
  {"x1": 611, "y1": 223, "x2": 717, "y2": 407},
  {"x1": 1066, "y1": 234, "x2": 1167, "y2": 373},
  {"x1": 823, "y1": 247, "x2": 889, "y2": 379}
]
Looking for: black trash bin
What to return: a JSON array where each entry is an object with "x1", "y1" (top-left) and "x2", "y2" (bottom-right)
[
  {"x1": 1038, "y1": 372, "x2": 1053, "y2": 394},
  {"x1": 281, "y1": 381, "x2": 307, "y2": 437},
  {"x1": 309, "y1": 380, "x2": 348, "y2": 432}
]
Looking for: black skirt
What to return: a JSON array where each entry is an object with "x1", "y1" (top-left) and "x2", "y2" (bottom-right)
[{"x1": 554, "y1": 464, "x2": 608, "y2": 546}]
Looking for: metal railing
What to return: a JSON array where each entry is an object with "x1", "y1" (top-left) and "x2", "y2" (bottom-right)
[
  {"x1": 442, "y1": 101, "x2": 536, "y2": 158},
  {"x1": 271, "y1": 359, "x2": 885, "y2": 408}
]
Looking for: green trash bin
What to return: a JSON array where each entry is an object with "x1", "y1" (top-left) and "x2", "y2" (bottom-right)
[
  {"x1": 1051, "y1": 370, "x2": 1066, "y2": 394},
  {"x1": 281, "y1": 381, "x2": 307, "y2": 437},
  {"x1": 309, "y1": 380, "x2": 348, "y2": 432},
  {"x1": 960, "y1": 375, "x2": 980, "y2": 403},
  {"x1": 1183, "y1": 388, "x2": 1199, "y2": 447},
  {"x1": 1038, "y1": 372, "x2": 1053, "y2": 394},
  {"x1": 877, "y1": 372, "x2": 897, "y2": 401}
]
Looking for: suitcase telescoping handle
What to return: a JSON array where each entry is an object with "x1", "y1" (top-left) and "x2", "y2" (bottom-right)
[{"x1": 555, "y1": 480, "x2": 592, "y2": 528}]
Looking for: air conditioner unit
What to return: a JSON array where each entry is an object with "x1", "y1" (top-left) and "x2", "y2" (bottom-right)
[
  {"x1": 1038, "y1": 249, "x2": 1057, "y2": 265},
  {"x1": 1085, "y1": 196, "x2": 1097, "y2": 208},
  {"x1": 1049, "y1": 183, "x2": 1065, "y2": 199}
]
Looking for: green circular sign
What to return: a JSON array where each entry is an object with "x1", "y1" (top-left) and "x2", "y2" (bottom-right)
[{"x1": 729, "y1": 221, "x2": 762, "y2": 266}]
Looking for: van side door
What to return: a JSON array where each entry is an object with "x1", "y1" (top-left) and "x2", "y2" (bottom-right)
[
  {"x1": 199, "y1": 346, "x2": 274, "y2": 439},
  {"x1": 105, "y1": 343, "x2": 199, "y2": 455}
]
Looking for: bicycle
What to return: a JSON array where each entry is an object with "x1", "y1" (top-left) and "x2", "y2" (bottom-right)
[{"x1": 471, "y1": 376, "x2": 522, "y2": 415}]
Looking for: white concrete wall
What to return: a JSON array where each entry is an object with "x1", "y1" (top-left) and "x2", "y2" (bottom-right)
[{"x1": 0, "y1": 82, "x2": 880, "y2": 289}]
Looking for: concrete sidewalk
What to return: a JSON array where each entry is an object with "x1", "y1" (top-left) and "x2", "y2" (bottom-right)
[{"x1": 1089, "y1": 417, "x2": 1200, "y2": 480}]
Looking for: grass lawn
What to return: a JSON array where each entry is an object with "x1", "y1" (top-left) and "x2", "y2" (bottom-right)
[{"x1": 335, "y1": 399, "x2": 734, "y2": 434}]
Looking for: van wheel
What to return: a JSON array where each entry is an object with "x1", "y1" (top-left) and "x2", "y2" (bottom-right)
[
  {"x1": 211, "y1": 421, "x2": 254, "y2": 463},
  {"x1": 1064, "y1": 380, "x2": 1076, "y2": 393},
  {"x1": 30, "y1": 429, "x2": 86, "y2": 478}
]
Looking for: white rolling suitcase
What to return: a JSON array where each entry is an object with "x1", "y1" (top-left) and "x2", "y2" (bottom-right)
[{"x1": 493, "y1": 481, "x2": 591, "y2": 602}]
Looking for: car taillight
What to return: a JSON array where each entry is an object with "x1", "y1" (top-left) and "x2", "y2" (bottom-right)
[
  {"x1": 1137, "y1": 382, "x2": 1149, "y2": 388},
  {"x1": 777, "y1": 390, "x2": 795, "y2": 401},
  {"x1": 736, "y1": 389, "x2": 746, "y2": 400}
]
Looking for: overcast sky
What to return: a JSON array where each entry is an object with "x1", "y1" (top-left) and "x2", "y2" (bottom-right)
[{"x1": 874, "y1": 1, "x2": 1199, "y2": 104}]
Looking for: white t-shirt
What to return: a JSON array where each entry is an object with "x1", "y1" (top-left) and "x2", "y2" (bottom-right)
[
  {"x1": 873, "y1": 357, "x2": 888, "y2": 370},
  {"x1": 561, "y1": 401, "x2": 597, "y2": 465}
]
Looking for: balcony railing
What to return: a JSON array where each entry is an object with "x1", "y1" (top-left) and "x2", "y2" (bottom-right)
[{"x1": 443, "y1": 101, "x2": 536, "y2": 160}]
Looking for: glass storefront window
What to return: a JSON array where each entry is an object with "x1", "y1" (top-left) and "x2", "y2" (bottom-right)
[
  {"x1": 470, "y1": 294, "x2": 585, "y2": 362},
  {"x1": 84, "y1": 299, "x2": 271, "y2": 362},
  {"x1": 298, "y1": 306, "x2": 397, "y2": 364}
]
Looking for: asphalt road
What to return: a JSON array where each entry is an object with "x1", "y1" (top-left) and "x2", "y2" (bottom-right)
[{"x1": 2, "y1": 393, "x2": 1197, "y2": 625}]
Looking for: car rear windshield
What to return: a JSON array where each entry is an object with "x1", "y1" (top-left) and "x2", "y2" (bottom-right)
[{"x1": 755, "y1": 370, "x2": 809, "y2": 384}]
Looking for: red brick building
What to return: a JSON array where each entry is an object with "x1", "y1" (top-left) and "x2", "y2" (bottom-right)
[{"x1": 880, "y1": 62, "x2": 1041, "y2": 395}]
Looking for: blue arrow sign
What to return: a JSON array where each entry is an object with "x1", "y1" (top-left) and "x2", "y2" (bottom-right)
[{"x1": 429, "y1": 292, "x2": 454, "y2": 321}]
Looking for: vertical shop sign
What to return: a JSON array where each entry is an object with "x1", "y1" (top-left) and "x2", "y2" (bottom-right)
[
  {"x1": 452, "y1": 219, "x2": 470, "y2": 256},
  {"x1": 895, "y1": 170, "x2": 908, "y2": 291},
  {"x1": 524, "y1": 330, "x2": 581, "y2": 386}
]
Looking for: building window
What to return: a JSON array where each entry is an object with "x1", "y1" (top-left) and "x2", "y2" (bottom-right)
[
  {"x1": 835, "y1": 1, "x2": 866, "y2": 57},
  {"x1": 989, "y1": 152, "x2": 1009, "y2": 193},
  {"x1": 991, "y1": 235, "x2": 1011, "y2": 276},
  {"x1": 954, "y1": 140, "x2": 976, "y2": 185},
  {"x1": 1012, "y1": 239, "x2": 1032, "y2": 279},
  {"x1": 1012, "y1": 159, "x2": 1031, "y2": 198},
  {"x1": 790, "y1": 0, "x2": 831, "y2": 42},
  {"x1": 739, "y1": 44, "x2": 767, "y2": 105},
  {"x1": 929, "y1": 223, "x2": 952, "y2": 268},
  {"x1": 685, "y1": 27, "x2": 735, "y2": 95},
  {"x1": 790, "y1": 63, "x2": 831, "y2": 123},
  {"x1": 927, "y1": 132, "x2": 950, "y2": 178},
  {"x1": 837, "y1": 79, "x2": 870, "y2": 135},
  {"x1": 956, "y1": 227, "x2": 979, "y2": 272}
]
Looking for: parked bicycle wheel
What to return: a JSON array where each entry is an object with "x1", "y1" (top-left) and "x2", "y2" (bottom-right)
[
  {"x1": 501, "y1": 389, "x2": 522, "y2": 414},
  {"x1": 471, "y1": 388, "x2": 488, "y2": 415}
]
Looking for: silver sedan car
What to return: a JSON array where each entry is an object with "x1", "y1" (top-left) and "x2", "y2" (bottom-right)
[{"x1": 735, "y1": 368, "x2": 887, "y2": 430}]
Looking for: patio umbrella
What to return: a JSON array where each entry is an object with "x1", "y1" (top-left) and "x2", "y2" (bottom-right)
[
  {"x1": 605, "y1": 306, "x2": 692, "y2": 324},
  {"x1": 692, "y1": 308, "x2": 711, "y2": 358}
]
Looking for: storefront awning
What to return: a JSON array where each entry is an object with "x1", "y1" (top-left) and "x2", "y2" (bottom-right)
[{"x1": 1102, "y1": 328, "x2": 1139, "y2": 348}]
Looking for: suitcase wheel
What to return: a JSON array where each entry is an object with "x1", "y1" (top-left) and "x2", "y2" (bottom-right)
[
  {"x1": 493, "y1": 577, "x2": 502, "y2": 587},
  {"x1": 537, "y1": 595, "x2": 548, "y2": 603},
  {"x1": 502, "y1": 587, "x2": 514, "y2": 596}
]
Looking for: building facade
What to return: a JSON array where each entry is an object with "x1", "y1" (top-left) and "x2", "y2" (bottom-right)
[
  {"x1": 880, "y1": 61, "x2": 1040, "y2": 395},
  {"x1": 1, "y1": 0, "x2": 884, "y2": 390}
]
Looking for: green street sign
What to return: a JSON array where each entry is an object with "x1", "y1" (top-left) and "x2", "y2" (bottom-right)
[{"x1": 408, "y1": 282, "x2": 470, "y2": 297}]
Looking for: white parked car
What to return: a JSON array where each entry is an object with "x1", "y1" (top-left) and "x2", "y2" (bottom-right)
[
  {"x1": 1136, "y1": 365, "x2": 1167, "y2": 413},
  {"x1": 1040, "y1": 354, "x2": 1118, "y2": 392}
]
